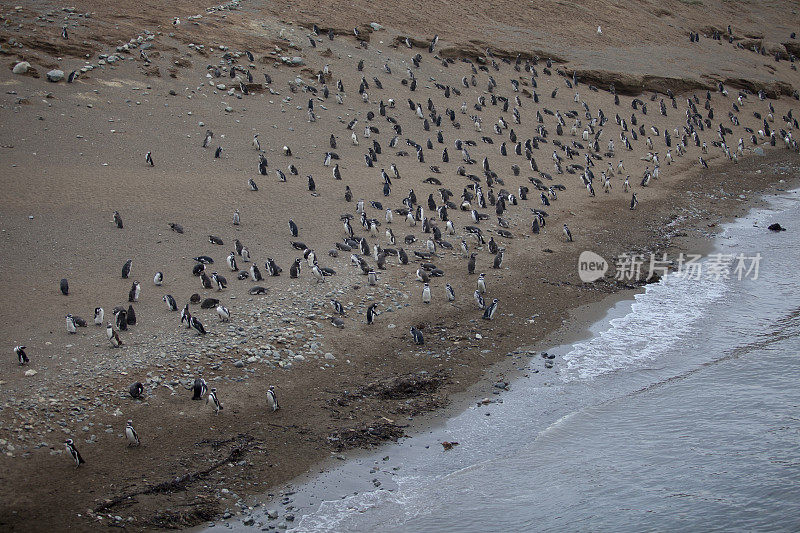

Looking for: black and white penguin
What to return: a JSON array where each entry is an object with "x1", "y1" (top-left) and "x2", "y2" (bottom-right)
[
  {"x1": 153, "y1": 271, "x2": 163, "y2": 286},
  {"x1": 129, "y1": 382, "x2": 144, "y2": 399},
  {"x1": 366, "y1": 303, "x2": 378, "y2": 325},
  {"x1": 192, "y1": 378, "x2": 207, "y2": 400},
  {"x1": 313, "y1": 264, "x2": 325, "y2": 283},
  {"x1": 250, "y1": 264, "x2": 263, "y2": 281},
  {"x1": 227, "y1": 252, "x2": 238, "y2": 272},
  {"x1": 630, "y1": 193, "x2": 638, "y2": 210},
  {"x1": 233, "y1": 209, "x2": 240, "y2": 226},
  {"x1": 66, "y1": 314, "x2": 77, "y2": 334},
  {"x1": 127, "y1": 305, "x2": 136, "y2": 326},
  {"x1": 113, "y1": 211, "x2": 124, "y2": 229},
  {"x1": 94, "y1": 307, "x2": 104, "y2": 326},
  {"x1": 267, "y1": 385, "x2": 280, "y2": 412},
  {"x1": 249, "y1": 178, "x2": 259, "y2": 191},
  {"x1": 65, "y1": 439, "x2": 85, "y2": 467},
  {"x1": 411, "y1": 326, "x2": 425, "y2": 345},
  {"x1": 163, "y1": 294, "x2": 178, "y2": 311},
  {"x1": 445, "y1": 283, "x2": 455, "y2": 302},
  {"x1": 290, "y1": 258, "x2": 302, "y2": 279},
  {"x1": 422, "y1": 283, "x2": 431, "y2": 303},
  {"x1": 107, "y1": 323, "x2": 123, "y2": 347},
  {"x1": 289, "y1": 219, "x2": 299, "y2": 237},
  {"x1": 125, "y1": 420, "x2": 140, "y2": 447},
  {"x1": 191, "y1": 316, "x2": 207, "y2": 335},
  {"x1": 14, "y1": 345, "x2": 29, "y2": 365},
  {"x1": 216, "y1": 305, "x2": 230, "y2": 322},
  {"x1": 477, "y1": 273, "x2": 487, "y2": 293},
  {"x1": 145, "y1": 151, "x2": 154, "y2": 166},
  {"x1": 330, "y1": 299, "x2": 345, "y2": 315},
  {"x1": 468, "y1": 252, "x2": 477, "y2": 274},
  {"x1": 474, "y1": 290, "x2": 485, "y2": 309},
  {"x1": 128, "y1": 281, "x2": 140, "y2": 302},
  {"x1": 211, "y1": 272, "x2": 227, "y2": 290},
  {"x1": 493, "y1": 250, "x2": 504, "y2": 269},
  {"x1": 181, "y1": 304, "x2": 191, "y2": 328},
  {"x1": 483, "y1": 298, "x2": 499, "y2": 320},
  {"x1": 122, "y1": 259, "x2": 132, "y2": 279},
  {"x1": 60, "y1": 278, "x2": 69, "y2": 296},
  {"x1": 563, "y1": 224, "x2": 573, "y2": 242},
  {"x1": 207, "y1": 387, "x2": 223, "y2": 414}
]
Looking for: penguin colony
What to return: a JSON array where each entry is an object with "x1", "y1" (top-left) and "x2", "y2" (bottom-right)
[{"x1": 12, "y1": 21, "x2": 800, "y2": 468}]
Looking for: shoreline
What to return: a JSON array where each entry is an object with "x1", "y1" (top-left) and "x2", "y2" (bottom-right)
[{"x1": 210, "y1": 162, "x2": 800, "y2": 529}]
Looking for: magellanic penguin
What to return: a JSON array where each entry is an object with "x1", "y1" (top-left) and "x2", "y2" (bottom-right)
[
  {"x1": 66, "y1": 314, "x2": 77, "y2": 334},
  {"x1": 181, "y1": 304, "x2": 192, "y2": 328},
  {"x1": 267, "y1": 385, "x2": 280, "y2": 412},
  {"x1": 60, "y1": 278, "x2": 69, "y2": 296},
  {"x1": 366, "y1": 303, "x2": 378, "y2": 325},
  {"x1": 113, "y1": 211, "x2": 124, "y2": 229},
  {"x1": 107, "y1": 323, "x2": 123, "y2": 347},
  {"x1": 474, "y1": 290, "x2": 486, "y2": 309},
  {"x1": 216, "y1": 305, "x2": 231, "y2": 322},
  {"x1": 65, "y1": 439, "x2": 85, "y2": 467},
  {"x1": 153, "y1": 271, "x2": 163, "y2": 286},
  {"x1": 207, "y1": 387, "x2": 223, "y2": 414},
  {"x1": 122, "y1": 259, "x2": 132, "y2": 279},
  {"x1": 330, "y1": 299, "x2": 345, "y2": 315},
  {"x1": 191, "y1": 378, "x2": 207, "y2": 400},
  {"x1": 411, "y1": 326, "x2": 424, "y2": 345},
  {"x1": 422, "y1": 283, "x2": 431, "y2": 303},
  {"x1": 125, "y1": 420, "x2": 140, "y2": 447},
  {"x1": 145, "y1": 151, "x2": 154, "y2": 166},
  {"x1": 129, "y1": 381, "x2": 144, "y2": 399},
  {"x1": 227, "y1": 252, "x2": 238, "y2": 272},
  {"x1": 14, "y1": 345, "x2": 29, "y2": 365},
  {"x1": 477, "y1": 273, "x2": 487, "y2": 293},
  {"x1": 128, "y1": 281, "x2": 141, "y2": 302},
  {"x1": 191, "y1": 316, "x2": 207, "y2": 335},
  {"x1": 94, "y1": 307, "x2": 104, "y2": 326},
  {"x1": 483, "y1": 298, "x2": 499, "y2": 320},
  {"x1": 563, "y1": 224, "x2": 573, "y2": 242},
  {"x1": 445, "y1": 283, "x2": 455, "y2": 302}
]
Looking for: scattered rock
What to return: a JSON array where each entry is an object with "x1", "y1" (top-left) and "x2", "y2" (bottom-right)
[
  {"x1": 768, "y1": 223, "x2": 786, "y2": 232},
  {"x1": 12, "y1": 61, "x2": 30, "y2": 74},
  {"x1": 46, "y1": 69, "x2": 64, "y2": 82}
]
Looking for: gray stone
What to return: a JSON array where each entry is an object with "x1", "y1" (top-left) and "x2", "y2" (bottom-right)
[
  {"x1": 12, "y1": 61, "x2": 30, "y2": 74},
  {"x1": 753, "y1": 147, "x2": 765, "y2": 156},
  {"x1": 46, "y1": 69, "x2": 65, "y2": 82}
]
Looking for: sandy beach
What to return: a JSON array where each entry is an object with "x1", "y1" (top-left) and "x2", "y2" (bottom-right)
[{"x1": 0, "y1": 0, "x2": 799, "y2": 529}]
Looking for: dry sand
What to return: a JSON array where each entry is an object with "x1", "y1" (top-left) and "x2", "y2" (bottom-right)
[{"x1": 0, "y1": 0, "x2": 799, "y2": 530}]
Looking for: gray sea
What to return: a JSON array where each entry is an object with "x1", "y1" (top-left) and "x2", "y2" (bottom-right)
[{"x1": 212, "y1": 185, "x2": 800, "y2": 532}]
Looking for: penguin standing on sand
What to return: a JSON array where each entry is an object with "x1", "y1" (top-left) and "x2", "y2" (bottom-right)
[
  {"x1": 181, "y1": 304, "x2": 191, "y2": 328},
  {"x1": 113, "y1": 211, "x2": 124, "y2": 229},
  {"x1": 14, "y1": 345, "x2": 29, "y2": 365},
  {"x1": 128, "y1": 281, "x2": 140, "y2": 302},
  {"x1": 366, "y1": 303, "x2": 378, "y2": 325},
  {"x1": 330, "y1": 299, "x2": 345, "y2": 315},
  {"x1": 445, "y1": 283, "x2": 455, "y2": 301},
  {"x1": 227, "y1": 252, "x2": 238, "y2": 272},
  {"x1": 411, "y1": 326, "x2": 424, "y2": 345},
  {"x1": 145, "y1": 151, "x2": 154, "y2": 166},
  {"x1": 192, "y1": 378, "x2": 207, "y2": 400},
  {"x1": 630, "y1": 193, "x2": 638, "y2": 210},
  {"x1": 474, "y1": 290, "x2": 485, "y2": 309},
  {"x1": 468, "y1": 253, "x2": 477, "y2": 274},
  {"x1": 153, "y1": 271, "x2": 163, "y2": 286},
  {"x1": 65, "y1": 439, "x2": 85, "y2": 467},
  {"x1": 483, "y1": 298, "x2": 499, "y2": 320},
  {"x1": 422, "y1": 283, "x2": 431, "y2": 303},
  {"x1": 477, "y1": 273, "x2": 487, "y2": 293},
  {"x1": 207, "y1": 387, "x2": 223, "y2": 414},
  {"x1": 267, "y1": 385, "x2": 280, "y2": 411},
  {"x1": 94, "y1": 307, "x2": 104, "y2": 326},
  {"x1": 60, "y1": 278, "x2": 69, "y2": 296},
  {"x1": 122, "y1": 259, "x2": 132, "y2": 279},
  {"x1": 563, "y1": 224, "x2": 573, "y2": 242},
  {"x1": 107, "y1": 323, "x2": 123, "y2": 347},
  {"x1": 290, "y1": 258, "x2": 302, "y2": 279},
  {"x1": 66, "y1": 314, "x2": 77, "y2": 334},
  {"x1": 125, "y1": 420, "x2": 140, "y2": 447},
  {"x1": 216, "y1": 305, "x2": 230, "y2": 322},
  {"x1": 191, "y1": 316, "x2": 206, "y2": 335},
  {"x1": 162, "y1": 294, "x2": 177, "y2": 311}
]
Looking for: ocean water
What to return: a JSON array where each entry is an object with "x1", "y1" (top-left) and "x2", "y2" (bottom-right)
[{"x1": 215, "y1": 185, "x2": 800, "y2": 532}]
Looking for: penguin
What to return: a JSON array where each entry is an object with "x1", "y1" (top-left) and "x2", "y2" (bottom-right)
[
  {"x1": 468, "y1": 252, "x2": 477, "y2": 275},
  {"x1": 308, "y1": 175, "x2": 316, "y2": 192},
  {"x1": 122, "y1": 259, "x2": 132, "y2": 279},
  {"x1": 211, "y1": 272, "x2": 227, "y2": 290},
  {"x1": 201, "y1": 271, "x2": 213, "y2": 289},
  {"x1": 477, "y1": 273, "x2": 487, "y2": 293},
  {"x1": 289, "y1": 219, "x2": 299, "y2": 237},
  {"x1": 127, "y1": 305, "x2": 136, "y2": 326},
  {"x1": 158, "y1": 294, "x2": 175, "y2": 312},
  {"x1": 113, "y1": 211, "x2": 124, "y2": 229},
  {"x1": 216, "y1": 305, "x2": 231, "y2": 322},
  {"x1": 241, "y1": 247, "x2": 251, "y2": 263},
  {"x1": 233, "y1": 209, "x2": 240, "y2": 226},
  {"x1": 422, "y1": 283, "x2": 431, "y2": 303},
  {"x1": 66, "y1": 314, "x2": 77, "y2": 334},
  {"x1": 250, "y1": 263, "x2": 263, "y2": 281},
  {"x1": 181, "y1": 304, "x2": 191, "y2": 328},
  {"x1": 267, "y1": 385, "x2": 280, "y2": 412},
  {"x1": 60, "y1": 278, "x2": 69, "y2": 296},
  {"x1": 330, "y1": 299, "x2": 345, "y2": 315},
  {"x1": 129, "y1": 382, "x2": 144, "y2": 399},
  {"x1": 488, "y1": 237, "x2": 498, "y2": 254},
  {"x1": 65, "y1": 439, "x2": 85, "y2": 467},
  {"x1": 290, "y1": 258, "x2": 302, "y2": 279},
  {"x1": 107, "y1": 323, "x2": 123, "y2": 347},
  {"x1": 399, "y1": 248, "x2": 409, "y2": 265},
  {"x1": 227, "y1": 252, "x2": 238, "y2": 271},
  {"x1": 191, "y1": 316, "x2": 206, "y2": 335},
  {"x1": 411, "y1": 326, "x2": 425, "y2": 345},
  {"x1": 331, "y1": 317, "x2": 345, "y2": 328},
  {"x1": 563, "y1": 224, "x2": 573, "y2": 242},
  {"x1": 253, "y1": 134, "x2": 261, "y2": 151},
  {"x1": 153, "y1": 271, "x2": 163, "y2": 286},
  {"x1": 474, "y1": 290, "x2": 486, "y2": 309},
  {"x1": 207, "y1": 387, "x2": 223, "y2": 414},
  {"x1": 125, "y1": 420, "x2": 140, "y2": 447},
  {"x1": 630, "y1": 193, "x2": 638, "y2": 210},
  {"x1": 483, "y1": 298, "x2": 499, "y2": 320},
  {"x1": 493, "y1": 250, "x2": 504, "y2": 269},
  {"x1": 312, "y1": 264, "x2": 325, "y2": 283},
  {"x1": 128, "y1": 281, "x2": 140, "y2": 302},
  {"x1": 14, "y1": 345, "x2": 29, "y2": 365},
  {"x1": 249, "y1": 178, "x2": 259, "y2": 191},
  {"x1": 192, "y1": 378, "x2": 207, "y2": 400},
  {"x1": 445, "y1": 283, "x2": 455, "y2": 302},
  {"x1": 366, "y1": 303, "x2": 378, "y2": 325},
  {"x1": 145, "y1": 151, "x2": 154, "y2": 166}
]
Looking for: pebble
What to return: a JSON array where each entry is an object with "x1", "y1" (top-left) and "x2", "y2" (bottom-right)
[{"x1": 46, "y1": 69, "x2": 65, "y2": 82}]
